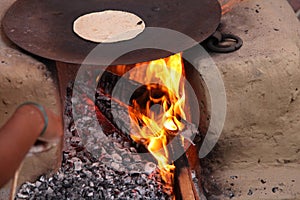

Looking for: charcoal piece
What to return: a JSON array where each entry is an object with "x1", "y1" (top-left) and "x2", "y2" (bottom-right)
[
  {"x1": 35, "y1": 181, "x2": 42, "y2": 188},
  {"x1": 111, "y1": 162, "x2": 120, "y2": 171},
  {"x1": 144, "y1": 162, "x2": 157, "y2": 175},
  {"x1": 74, "y1": 161, "x2": 82, "y2": 171},
  {"x1": 16, "y1": 193, "x2": 29, "y2": 199}
]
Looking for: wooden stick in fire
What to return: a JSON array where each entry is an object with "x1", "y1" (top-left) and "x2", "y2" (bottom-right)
[{"x1": 165, "y1": 125, "x2": 201, "y2": 200}]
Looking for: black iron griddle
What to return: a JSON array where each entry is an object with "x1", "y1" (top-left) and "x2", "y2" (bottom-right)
[{"x1": 2, "y1": 0, "x2": 221, "y2": 65}]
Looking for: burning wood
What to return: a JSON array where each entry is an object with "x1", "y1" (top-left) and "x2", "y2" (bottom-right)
[
  {"x1": 172, "y1": 136, "x2": 200, "y2": 200},
  {"x1": 95, "y1": 53, "x2": 203, "y2": 198},
  {"x1": 116, "y1": 54, "x2": 188, "y2": 189},
  {"x1": 95, "y1": 92, "x2": 202, "y2": 199}
]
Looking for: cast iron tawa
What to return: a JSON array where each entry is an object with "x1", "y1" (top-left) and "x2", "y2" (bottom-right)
[{"x1": 3, "y1": 0, "x2": 221, "y2": 65}]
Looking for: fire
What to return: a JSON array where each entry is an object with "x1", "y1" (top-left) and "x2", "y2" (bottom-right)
[{"x1": 125, "y1": 53, "x2": 186, "y2": 189}]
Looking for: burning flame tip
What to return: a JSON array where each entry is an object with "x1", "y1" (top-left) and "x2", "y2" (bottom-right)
[{"x1": 128, "y1": 53, "x2": 188, "y2": 191}]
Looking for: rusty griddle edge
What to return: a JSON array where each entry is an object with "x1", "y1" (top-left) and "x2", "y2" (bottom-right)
[{"x1": 3, "y1": 0, "x2": 221, "y2": 65}]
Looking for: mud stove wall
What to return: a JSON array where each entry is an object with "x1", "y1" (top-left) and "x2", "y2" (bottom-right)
[{"x1": 202, "y1": 0, "x2": 300, "y2": 199}]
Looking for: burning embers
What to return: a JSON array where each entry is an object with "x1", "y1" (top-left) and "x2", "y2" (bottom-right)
[{"x1": 121, "y1": 53, "x2": 188, "y2": 190}]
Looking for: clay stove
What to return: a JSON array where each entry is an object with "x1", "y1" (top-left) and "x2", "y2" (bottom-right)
[
  {"x1": 2, "y1": 0, "x2": 223, "y2": 198},
  {"x1": 1, "y1": 0, "x2": 299, "y2": 199}
]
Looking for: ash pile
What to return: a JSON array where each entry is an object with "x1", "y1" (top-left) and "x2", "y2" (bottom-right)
[{"x1": 16, "y1": 78, "x2": 172, "y2": 200}]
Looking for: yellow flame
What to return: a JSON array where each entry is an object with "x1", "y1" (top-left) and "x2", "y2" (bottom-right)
[{"x1": 127, "y1": 53, "x2": 186, "y2": 189}]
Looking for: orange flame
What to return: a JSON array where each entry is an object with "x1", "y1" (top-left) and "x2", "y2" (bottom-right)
[{"x1": 124, "y1": 53, "x2": 186, "y2": 189}]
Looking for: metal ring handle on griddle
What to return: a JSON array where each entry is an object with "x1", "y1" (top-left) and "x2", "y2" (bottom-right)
[
  {"x1": 206, "y1": 33, "x2": 243, "y2": 53},
  {"x1": 2, "y1": 0, "x2": 221, "y2": 65}
]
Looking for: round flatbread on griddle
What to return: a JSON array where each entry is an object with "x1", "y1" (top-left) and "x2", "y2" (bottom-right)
[{"x1": 73, "y1": 10, "x2": 145, "y2": 43}]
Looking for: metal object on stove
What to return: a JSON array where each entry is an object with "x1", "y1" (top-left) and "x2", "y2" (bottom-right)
[
  {"x1": 2, "y1": 0, "x2": 221, "y2": 65},
  {"x1": 206, "y1": 31, "x2": 243, "y2": 53}
]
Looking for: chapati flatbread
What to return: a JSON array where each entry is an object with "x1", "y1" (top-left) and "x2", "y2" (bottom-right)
[{"x1": 73, "y1": 10, "x2": 145, "y2": 43}]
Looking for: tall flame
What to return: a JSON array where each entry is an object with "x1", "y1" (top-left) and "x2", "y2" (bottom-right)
[{"x1": 125, "y1": 53, "x2": 186, "y2": 189}]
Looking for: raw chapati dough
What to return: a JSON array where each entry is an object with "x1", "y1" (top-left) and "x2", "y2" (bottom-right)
[{"x1": 73, "y1": 10, "x2": 145, "y2": 43}]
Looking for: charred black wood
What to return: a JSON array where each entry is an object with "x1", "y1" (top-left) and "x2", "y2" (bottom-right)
[
  {"x1": 97, "y1": 69, "x2": 142, "y2": 104},
  {"x1": 95, "y1": 93, "x2": 132, "y2": 138},
  {"x1": 98, "y1": 70, "x2": 201, "y2": 144},
  {"x1": 74, "y1": 68, "x2": 200, "y2": 145}
]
